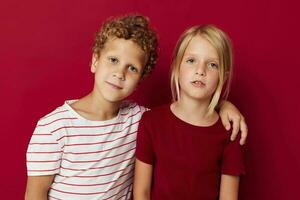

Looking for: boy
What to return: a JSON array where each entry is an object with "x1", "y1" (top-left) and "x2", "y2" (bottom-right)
[{"x1": 25, "y1": 15, "x2": 247, "y2": 200}]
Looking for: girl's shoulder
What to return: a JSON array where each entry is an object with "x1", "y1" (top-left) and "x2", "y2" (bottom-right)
[{"x1": 142, "y1": 103, "x2": 171, "y2": 123}]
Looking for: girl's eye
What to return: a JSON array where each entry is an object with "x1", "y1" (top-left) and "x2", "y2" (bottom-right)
[
  {"x1": 108, "y1": 57, "x2": 119, "y2": 64},
  {"x1": 208, "y1": 62, "x2": 218, "y2": 69},
  {"x1": 128, "y1": 65, "x2": 138, "y2": 73},
  {"x1": 186, "y1": 58, "x2": 195, "y2": 64}
]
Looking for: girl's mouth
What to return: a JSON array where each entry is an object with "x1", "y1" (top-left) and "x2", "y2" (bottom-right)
[{"x1": 191, "y1": 80, "x2": 205, "y2": 87}]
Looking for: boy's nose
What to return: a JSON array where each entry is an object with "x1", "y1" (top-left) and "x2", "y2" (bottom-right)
[{"x1": 113, "y1": 67, "x2": 126, "y2": 81}]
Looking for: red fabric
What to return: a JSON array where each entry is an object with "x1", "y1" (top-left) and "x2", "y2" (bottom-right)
[
  {"x1": 136, "y1": 104, "x2": 245, "y2": 200},
  {"x1": 2, "y1": 1, "x2": 298, "y2": 199}
]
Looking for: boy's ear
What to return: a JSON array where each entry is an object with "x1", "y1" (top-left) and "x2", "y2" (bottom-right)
[
  {"x1": 139, "y1": 73, "x2": 146, "y2": 83},
  {"x1": 91, "y1": 54, "x2": 98, "y2": 73},
  {"x1": 137, "y1": 77, "x2": 144, "y2": 86}
]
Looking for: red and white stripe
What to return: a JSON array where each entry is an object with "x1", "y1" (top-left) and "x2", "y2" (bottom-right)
[{"x1": 27, "y1": 100, "x2": 146, "y2": 200}]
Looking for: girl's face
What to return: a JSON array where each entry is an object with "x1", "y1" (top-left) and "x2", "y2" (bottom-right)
[{"x1": 178, "y1": 35, "x2": 220, "y2": 102}]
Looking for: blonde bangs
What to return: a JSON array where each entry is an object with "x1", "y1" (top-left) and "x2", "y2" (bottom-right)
[{"x1": 170, "y1": 27, "x2": 199, "y2": 101}]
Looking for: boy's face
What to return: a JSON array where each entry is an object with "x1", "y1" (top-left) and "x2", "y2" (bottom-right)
[{"x1": 91, "y1": 38, "x2": 146, "y2": 103}]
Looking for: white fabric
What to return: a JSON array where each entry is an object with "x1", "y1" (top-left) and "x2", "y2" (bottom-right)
[{"x1": 27, "y1": 100, "x2": 146, "y2": 200}]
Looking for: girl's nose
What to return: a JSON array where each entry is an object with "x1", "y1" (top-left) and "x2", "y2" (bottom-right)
[{"x1": 195, "y1": 63, "x2": 206, "y2": 76}]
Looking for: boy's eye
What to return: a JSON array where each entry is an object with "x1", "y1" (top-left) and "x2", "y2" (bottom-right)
[
  {"x1": 108, "y1": 57, "x2": 119, "y2": 64},
  {"x1": 208, "y1": 62, "x2": 218, "y2": 69},
  {"x1": 128, "y1": 65, "x2": 138, "y2": 73}
]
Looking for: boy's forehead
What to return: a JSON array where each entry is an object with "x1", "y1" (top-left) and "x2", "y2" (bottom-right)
[
  {"x1": 103, "y1": 38, "x2": 143, "y2": 53},
  {"x1": 102, "y1": 38, "x2": 147, "y2": 64}
]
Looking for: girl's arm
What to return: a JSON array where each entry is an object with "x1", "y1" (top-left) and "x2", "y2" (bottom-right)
[
  {"x1": 219, "y1": 100, "x2": 248, "y2": 145},
  {"x1": 25, "y1": 175, "x2": 55, "y2": 200},
  {"x1": 219, "y1": 174, "x2": 240, "y2": 200},
  {"x1": 133, "y1": 159, "x2": 153, "y2": 200}
]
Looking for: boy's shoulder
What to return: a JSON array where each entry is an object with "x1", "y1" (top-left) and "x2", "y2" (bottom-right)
[
  {"x1": 40, "y1": 100, "x2": 72, "y2": 117},
  {"x1": 35, "y1": 100, "x2": 147, "y2": 128},
  {"x1": 119, "y1": 100, "x2": 148, "y2": 115},
  {"x1": 35, "y1": 100, "x2": 75, "y2": 127}
]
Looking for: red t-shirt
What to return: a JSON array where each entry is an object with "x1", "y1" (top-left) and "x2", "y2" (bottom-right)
[{"x1": 135, "y1": 104, "x2": 245, "y2": 200}]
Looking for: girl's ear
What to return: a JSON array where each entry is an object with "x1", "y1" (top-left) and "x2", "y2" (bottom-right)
[
  {"x1": 224, "y1": 71, "x2": 230, "y2": 82},
  {"x1": 91, "y1": 54, "x2": 99, "y2": 73}
]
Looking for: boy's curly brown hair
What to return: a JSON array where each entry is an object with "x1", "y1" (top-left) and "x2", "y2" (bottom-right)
[{"x1": 93, "y1": 14, "x2": 158, "y2": 76}]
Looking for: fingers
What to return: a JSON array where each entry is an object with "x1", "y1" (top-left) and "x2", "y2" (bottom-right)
[
  {"x1": 220, "y1": 113, "x2": 231, "y2": 131},
  {"x1": 230, "y1": 116, "x2": 240, "y2": 141},
  {"x1": 239, "y1": 117, "x2": 248, "y2": 145}
]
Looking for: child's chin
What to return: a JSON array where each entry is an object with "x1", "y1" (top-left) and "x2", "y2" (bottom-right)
[{"x1": 104, "y1": 95, "x2": 127, "y2": 103}]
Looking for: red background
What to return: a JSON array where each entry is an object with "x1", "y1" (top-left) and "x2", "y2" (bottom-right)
[{"x1": 1, "y1": 0, "x2": 299, "y2": 199}]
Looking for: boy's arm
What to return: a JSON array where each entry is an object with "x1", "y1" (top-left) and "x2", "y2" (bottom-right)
[
  {"x1": 25, "y1": 175, "x2": 55, "y2": 200},
  {"x1": 133, "y1": 159, "x2": 153, "y2": 200},
  {"x1": 219, "y1": 100, "x2": 248, "y2": 145},
  {"x1": 219, "y1": 174, "x2": 240, "y2": 200}
]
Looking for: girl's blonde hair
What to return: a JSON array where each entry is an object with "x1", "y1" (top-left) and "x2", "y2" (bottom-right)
[{"x1": 170, "y1": 25, "x2": 233, "y2": 114}]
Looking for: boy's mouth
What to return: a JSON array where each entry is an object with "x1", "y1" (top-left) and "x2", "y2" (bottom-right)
[{"x1": 106, "y1": 81, "x2": 123, "y2": 89}]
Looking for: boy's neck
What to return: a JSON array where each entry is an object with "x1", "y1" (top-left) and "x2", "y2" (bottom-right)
[
  {"x1": 71, "y1": 92, "x2": 121, "y2": 121},
  {"x1": 171, "y1": 96, "x2": 218, "y2": 126}
]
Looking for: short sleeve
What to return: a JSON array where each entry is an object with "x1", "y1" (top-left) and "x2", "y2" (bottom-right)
[
  {"x1": 26, "y1": 120, "x2": 64, "y2": 176},
  {"x1": 221, "y1": 135, "x2": 245, "y2": 176},
  {"x1": 138, "y1": 105, "x2": 150, "y2": 114},
  {"x1": 135, "y1": 115, "x2": 155, "y2": 165}
]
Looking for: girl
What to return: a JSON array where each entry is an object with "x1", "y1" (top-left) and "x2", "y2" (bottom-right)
[{"x1": 134, "y1": 25, "x2": 245, "y2": 200}]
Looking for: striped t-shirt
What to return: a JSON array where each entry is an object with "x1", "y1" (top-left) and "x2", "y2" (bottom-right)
[{"x1": 26, "y1": 100, "x2": 146, "y2": 200}]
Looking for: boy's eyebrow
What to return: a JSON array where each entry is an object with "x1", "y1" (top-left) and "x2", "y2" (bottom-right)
[
  {"x1": 105, "y1": 53, "x2": 144, "y2": 69},
  {"x1": 129, "y1": 62, "x2": 144, "y2": 70}
]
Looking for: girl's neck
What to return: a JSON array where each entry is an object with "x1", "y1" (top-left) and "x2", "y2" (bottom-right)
[{"x1": 171, "y1": 95, "x2": 218, "y2": 126}]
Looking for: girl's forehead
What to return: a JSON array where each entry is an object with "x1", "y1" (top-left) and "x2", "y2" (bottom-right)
[{"x1": 184, "y1": 35, "x2": 218, "y2": 60}]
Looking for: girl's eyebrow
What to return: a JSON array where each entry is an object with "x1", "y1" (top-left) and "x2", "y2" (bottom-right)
[
  {"x1": 184, "y1": 53, "x2": 219, "y2": 61},
  {"x1": 183, "y1": 53, "x2": 198, "y2": 57},
  {"x1": 207, "y1": 58, "x2": 219, "y2": 62}
]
